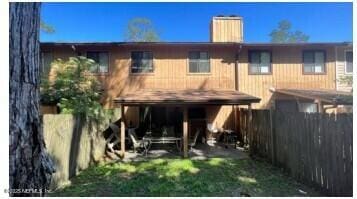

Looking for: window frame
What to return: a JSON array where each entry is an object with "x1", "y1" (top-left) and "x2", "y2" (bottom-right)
[
  {"x1": 344, "y1": 50, "x2": 353, "y2": 75},
  {"x1": 302, "y1": 50, "x2": 326, "y2": 75},
  {"x1": 187, "y1": 51, "x2": 211, "y2": 74},
  {"x1": 130, "y1": 51, "x2": 154, "y2": 74},
  {"x1": 248, "y1": 50, "x2": 272, "y2": 75},
  {"x1": 86, "y1": 51, "x2": 110, "y2": 74}
]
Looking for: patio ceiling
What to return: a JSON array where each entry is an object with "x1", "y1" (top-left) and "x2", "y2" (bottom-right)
[
  {"x1": 114, "y1": 89, "x2": 261, "y2": 106},
  {"x1": 274, "y1": 89, "x2": 353, "y2": 105}
]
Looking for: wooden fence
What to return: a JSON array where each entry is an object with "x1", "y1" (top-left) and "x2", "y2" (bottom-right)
[
  {"x1": 43, "y1": 109, "x2": 120, "y2": 189},
  {"x1": 238, "y1": 109, "x2": 353, "y2": 196}
]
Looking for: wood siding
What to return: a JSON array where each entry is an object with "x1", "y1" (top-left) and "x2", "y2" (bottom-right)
[
  {"x1": 41, "y1": 44, "x2": 238, "y2": 132},
  {"x1": 211, "y1": 17, "x2": 243, "y2": 43},
  {"x1": 335, "y1": 46, "x2": 353, "y2": 92},
  {"x1": 238, "y1": 45, "x2": 337, "y2": 109}
]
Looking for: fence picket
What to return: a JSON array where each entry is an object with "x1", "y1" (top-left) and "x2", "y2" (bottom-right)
[{"x1": 239, "y1": 109, "x2": 352, "y2": 196}]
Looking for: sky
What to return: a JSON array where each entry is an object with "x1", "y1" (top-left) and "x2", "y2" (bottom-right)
[{"x1": 40, "y1": 2, "x2": 353, "y2": 43}]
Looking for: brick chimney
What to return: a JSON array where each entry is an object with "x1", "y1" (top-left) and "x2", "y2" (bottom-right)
[{"x1": 210, "y1": 15, "x2": 243, "y2": 42}]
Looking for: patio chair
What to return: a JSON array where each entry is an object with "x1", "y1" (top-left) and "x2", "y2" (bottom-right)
[
  {"x1": 207, "y1": 123, "x2": 219, "y2": 134},
  {"x1": 207, "y1": 123, "x2": 219, "y2": 145},
  {"x1": 189, "y1": 129, "x2": 201, "y2": 151},
  {"x1": 106, "y1": 123, "x2": 120, "y2": 153},
  {"x1": 128, "y1": 130, "x2": 150, "y2": 153}
]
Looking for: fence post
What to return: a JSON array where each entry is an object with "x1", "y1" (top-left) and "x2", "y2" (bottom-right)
[
  {"x1": 248, "y1": 104, "x2": 252, "y2": 153},
  {"x1": 269, "y1": 108, "x2": 276, "y2": 165}
]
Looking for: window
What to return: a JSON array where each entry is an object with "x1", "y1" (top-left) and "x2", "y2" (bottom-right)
[
  {"x1": 188, "y1": 51, "x2": 210, "y2": 73},
  {"x1": 303, "y1": 50, "x2": 325, "y2": 74},
  {"x1": 248, "y1": 51, "x2": 271, "y2": 74},
  {"x1": 299, "y1": 102, "x2": 318, "y2": 113},
  {"x1": 86, "y1": 52, "x2": 109, "y2": 73},
  {"x1": 41, "y1": 52, "x2": 53, "y2": 76},
  {"x1": 131, "y1": 51, "x2": 154, "y2": 73},
  {"x1": 345, "y1": 51, "x2": 353, "y2": 74}
]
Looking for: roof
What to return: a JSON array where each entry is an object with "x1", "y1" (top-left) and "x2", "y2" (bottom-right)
[
  {"x1": 273, "y1": 89, "x2": 353, "y2": 105},
  {"x1": 114, "y1": 89, "x2": 261, "y2": 105},
  {"x1": 40, "y1": 41, "x2": 352, "y2": 47}
]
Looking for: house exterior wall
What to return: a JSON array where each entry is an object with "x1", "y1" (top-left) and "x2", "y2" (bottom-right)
[
  {"x1": 335, "y1": 45, "x2": 353, "y2": 92},
  {"x1": 41, "y1": 44, "x2": 238, "y2": 132},
  {"x1": 238, "y1": 45, "x2": 337, "y2": 109},
  {"x1": 41, "y1": 43, "x2": 344, "y2": 132}
]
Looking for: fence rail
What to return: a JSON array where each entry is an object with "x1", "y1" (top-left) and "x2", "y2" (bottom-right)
[{"x1": 238, "y1": 109, "x2": 353, "y2": 196}]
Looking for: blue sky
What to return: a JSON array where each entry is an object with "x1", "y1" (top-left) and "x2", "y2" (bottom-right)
[{"x1": 40, "y1": 2, "x2": 352, "y2": 42}]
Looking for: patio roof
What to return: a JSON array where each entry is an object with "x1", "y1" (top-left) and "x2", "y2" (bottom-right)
[
  {"x1": 114, "y1": 89, "x2": 261, "y2": 105},
  {"x1": 273, "y1": 89, "x2": 353, "y2": 105}
]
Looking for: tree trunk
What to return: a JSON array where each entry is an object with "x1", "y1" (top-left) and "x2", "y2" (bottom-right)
[{"x1": 9, "y1": 3, "x2": 55, "y2": 196}]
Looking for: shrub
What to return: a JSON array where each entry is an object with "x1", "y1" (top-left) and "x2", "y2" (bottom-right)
[{"x1": 40, "y1": 56, "x2": 106, "y2": 118}]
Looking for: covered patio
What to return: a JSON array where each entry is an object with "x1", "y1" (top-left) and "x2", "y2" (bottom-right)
[
  {"x1": 114, "y1": 89, "x2": 260, "y2": 158},
  {"x1": 271, "y1": 88, "x2": 353, "y2": 113}
]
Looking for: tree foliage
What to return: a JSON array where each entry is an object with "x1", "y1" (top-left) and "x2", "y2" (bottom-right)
[
  {"x1": 269, "y1": 20, "x2": 309, "y2": 43},
  {"x1": 338, "y1": 76, "x2": 353, "y2": 88},
  {"x1": 124, "y1": 17, "x2": 160, "y2": 42},
  {"x1": 40, "y1": 20, "x2": 55, "y2": 33},
  {"x1": 41, "y1": 56, "x2": 104, "y2": 118}
]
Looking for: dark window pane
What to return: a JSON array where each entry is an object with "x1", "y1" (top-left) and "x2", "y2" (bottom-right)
[
  {"x1": 303, "y1": 52, "x2": 314, "y2": 64},
  {"x1": 87, "y1": 52, "x2": 99, "y2": 72},
  {"x1": 189, "y1": 51, "x2": 210, "y2": 73},
  {"x1": 98, "y1": 52, "x2": 109, "y2": 73},
  {"x1": 189, "y1": 51, "x2": 200, "y2": 60},
  {"x1": 250, "y1": 52, "x2": 260, "y2": 63},
  {"x1": 346, "y1": 51, "x2": 353, "y2": 73},
  {"x1": 189, "y1": 61, "x2": 199, "y2": 73},
  {"x1": 131, "y1": 51, "x2": 153, "y2": 73},
  {"x1": 200, "y1": 52, "x2": 209, "y2": 60}
]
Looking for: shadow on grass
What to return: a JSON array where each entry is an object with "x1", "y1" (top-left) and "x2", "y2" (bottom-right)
[{"x1": 51, "y1": 157, "x2": 321, "y2": 197}]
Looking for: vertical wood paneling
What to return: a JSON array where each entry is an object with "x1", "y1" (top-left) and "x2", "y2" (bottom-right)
[
  {"x1": 211, "y1": 17, "x2": 243, "y2": 42},
  {"x1": 239, "y1": 46, "x2": 337, "y2": 109}
]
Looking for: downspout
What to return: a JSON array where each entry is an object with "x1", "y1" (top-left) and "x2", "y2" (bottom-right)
[
  {"x1": 234, "y1": 44, "x2": 242, "y2": 135},
  {"x1": 235, "y1": 44, "x2": 242, "y2": 91}
]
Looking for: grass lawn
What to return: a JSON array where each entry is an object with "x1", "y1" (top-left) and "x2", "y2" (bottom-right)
[{"x1": 51, "y1": 157, "x2": 321, "y2": 197}]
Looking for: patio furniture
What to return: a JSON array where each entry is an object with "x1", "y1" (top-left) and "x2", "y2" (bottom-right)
[
  {"x1": 128, "y1": 130, "x2": 150, "y2": 154},
  {"x1": 106, "y1": 123, "x2": 120, "y2": 153},
  {"x1": 207, "y1": 123, "x2": 219, "y2": 146},
  {"x1": 143, "y1": 136, "x2": 182, "y2": 154},
  {"x1": 223, "y1": 129, "x2": 237, "y2": 148},
  {"x1": 189, "y1": 129, "x2": 200, "y2": 151}
]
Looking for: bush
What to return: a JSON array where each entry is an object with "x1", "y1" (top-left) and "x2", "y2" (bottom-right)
[{"x1": 40, "y1": 56, "x2": 106, "y2": 118}]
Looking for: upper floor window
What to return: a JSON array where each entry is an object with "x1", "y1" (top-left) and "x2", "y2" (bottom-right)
[
  {"x1": 86, "y1": 51, "x2": 109, "y2": 73},
  {"x1": 303, "y1": 50, "x2": 325, "y2": 74},
  {"x1": 131, "y1": 51, "x2": 153, "y2": 73},
  {"x1": 248, "y1": 50, "x2": 271, "y2": 74},
  {"x1": 188, "y1": 51, "x2": 210, "y2": 73},
  {"x1": 41, "y1": 52, "x2": 53, "y2": 77},
  {"x1": 345, "y1": 51, "x2": 353, "y2": 74}
]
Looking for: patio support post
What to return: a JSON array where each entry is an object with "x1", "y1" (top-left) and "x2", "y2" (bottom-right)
[
  {"x1": 317, "y1": 100, "x2": 324, "y2": 113},
  {"x1": 183, "y1": 106, "x2": 188, "y2": 158},
  {"x1": 120, "y1": 104, "x2": 126, "y2": 158}
]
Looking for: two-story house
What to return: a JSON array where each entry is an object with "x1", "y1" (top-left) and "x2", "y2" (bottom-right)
[{"x1": 40, "y1": 16, "x2": 352, "y2": 157}]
